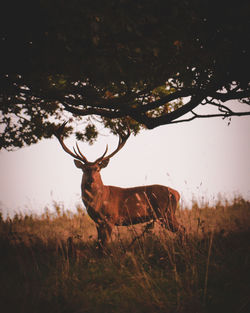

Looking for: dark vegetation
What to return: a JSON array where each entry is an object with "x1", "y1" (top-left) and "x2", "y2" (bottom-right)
[
  {"x1": 0, "y1": 197, "x2": 250, "y2": 313},
  {"x1": 1, "y1": 0, "x2": 250, "y2": 149}
]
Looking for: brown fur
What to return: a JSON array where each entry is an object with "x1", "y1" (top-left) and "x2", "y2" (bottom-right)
[{"x1": 75, "y1": 162, "x2": 185, "y2": 246}]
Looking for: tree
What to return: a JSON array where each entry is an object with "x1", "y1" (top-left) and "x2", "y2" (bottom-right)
[{"x1": 1, "y1": 0, "x2": 250, "y2": 149}]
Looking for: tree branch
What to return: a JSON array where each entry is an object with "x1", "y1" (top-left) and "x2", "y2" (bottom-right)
[
  {"x1": 169, "y1": 110, "x2": 250, "y2": 125},
  {"x1": 205, "y1": 99, "x2": 234, "y2": 114},
  {"x1": 53, "y1": 86, "x2": 250, "y2": 130},
  {"x1": 129, "y1": 94, "x2": 205, "y2": 129},
  {"x1": 210, "y1": 90, "x2": 250, "y2": 102},
  {"x1": 133, "y1": 89, "x2": 192, "y2": 113},
  {"x1": 62, "y1": 102, "x2": 124, "y2": 118}
]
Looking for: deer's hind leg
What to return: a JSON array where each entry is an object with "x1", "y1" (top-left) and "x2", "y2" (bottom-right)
[
  {"x1": 160, "y1": 210, "x2": 186, "y2": 245},
  {"x1": 163, "y1": 210, "x2": 185, "y2": 233}
]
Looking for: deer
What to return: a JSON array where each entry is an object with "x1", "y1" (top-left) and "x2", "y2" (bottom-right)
[{"x1": 55, "y1": 122, "x2": 185, "y2": 248}]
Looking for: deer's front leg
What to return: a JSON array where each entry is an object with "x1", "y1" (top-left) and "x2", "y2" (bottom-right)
[{"x1": 96, "y1": 222, "x2": 113, "y2": 247}]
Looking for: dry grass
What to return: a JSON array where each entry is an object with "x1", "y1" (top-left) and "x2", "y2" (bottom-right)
[{"x1": 0, "y1": 196, "x2": 250, "y2": 313}]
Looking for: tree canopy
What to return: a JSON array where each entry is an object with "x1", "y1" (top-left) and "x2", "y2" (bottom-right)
[{"x1": 1, "y1": 0, "x2": 250, "y2": 149}]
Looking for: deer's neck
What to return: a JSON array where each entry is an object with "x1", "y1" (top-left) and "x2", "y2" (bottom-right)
[{"x1": 81, "y1": 172, "x2": 105, "y2": 209}]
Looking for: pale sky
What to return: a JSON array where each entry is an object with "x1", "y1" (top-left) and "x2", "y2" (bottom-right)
[{"x1": 0, "y1": 101, "x2": 250, "y2": 217}]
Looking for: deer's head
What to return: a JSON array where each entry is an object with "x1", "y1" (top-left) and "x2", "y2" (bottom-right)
[{"x1": 54, "y1": 122, "x2": 130, "y2": 184}]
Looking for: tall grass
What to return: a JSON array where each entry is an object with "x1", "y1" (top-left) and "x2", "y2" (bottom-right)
[{"x1": 0, "y1": 197, "x2": 250, "y2": 313}]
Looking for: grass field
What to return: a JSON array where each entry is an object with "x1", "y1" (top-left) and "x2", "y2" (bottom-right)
[{"x1": 0, "y1": 196, "x2": 250, "y2": 313}]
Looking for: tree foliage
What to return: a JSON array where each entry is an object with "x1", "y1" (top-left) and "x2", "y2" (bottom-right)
[{"x1": 1, "y1": 0, "x2": 250, "y2": 149}]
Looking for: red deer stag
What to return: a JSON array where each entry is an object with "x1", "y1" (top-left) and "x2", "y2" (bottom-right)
[{"x1": 55, "y1": 122, "x2": 185, "y2": 246}]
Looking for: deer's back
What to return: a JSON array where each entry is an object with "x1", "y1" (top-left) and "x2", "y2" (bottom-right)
[
  {"x1": 103, "y1": 184, "x2": 179, "y2": 224},
  {"x1": 107, "y1": 184, "x2": 179, "y2": 201}
]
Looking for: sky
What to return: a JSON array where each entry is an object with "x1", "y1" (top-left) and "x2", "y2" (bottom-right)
[{"x1": 0, "y1": 101, "x2": 250, "y2": 217}]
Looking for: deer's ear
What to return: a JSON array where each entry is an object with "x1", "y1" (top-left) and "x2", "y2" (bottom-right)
[
  {"x1": 74, "y1": 159, "x2": 84, "y2": 169},
  {"x1": 99, "y1": 159, "x2": 110, "y2": 169}
]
